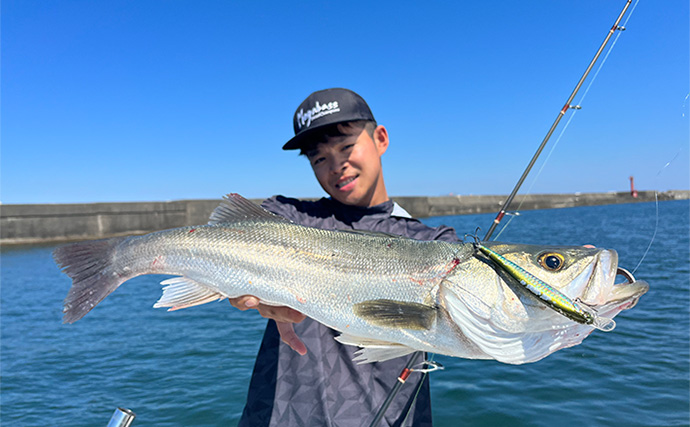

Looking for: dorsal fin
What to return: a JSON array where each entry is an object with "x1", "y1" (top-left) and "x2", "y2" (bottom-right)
[{"x1": 208, "y1": 193, "x2": 292, "y2": 225}]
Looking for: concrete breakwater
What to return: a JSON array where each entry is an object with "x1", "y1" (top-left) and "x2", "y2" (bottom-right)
[{"x1": 1, "y1": 190, "x2": 687, "y2": 246}]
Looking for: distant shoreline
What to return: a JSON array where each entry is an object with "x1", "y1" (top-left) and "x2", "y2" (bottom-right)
[{"x1": 1, "y1": 190, "x2": 687, "y2": 246}]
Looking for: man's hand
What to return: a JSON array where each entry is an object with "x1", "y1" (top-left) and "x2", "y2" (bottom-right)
[{"x1": 229, "y1": 296, "x2": 308, "y2": 355}]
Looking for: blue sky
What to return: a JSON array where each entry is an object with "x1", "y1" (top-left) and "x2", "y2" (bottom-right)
[{"x1": 2, "y1": 0, "x2": 688, "y2": 204}]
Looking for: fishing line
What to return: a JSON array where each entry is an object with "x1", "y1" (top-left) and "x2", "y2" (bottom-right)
[
  {"x1": 625, "y1": 87, "x2": 686, "y2": 274},
  {"x1": 493, "y1": 0, "x2": 641, "y2": 241},
  {"x1": 629, "y1": 148, "x2": 683, "y2": 275},
  {"x1": 617, "y1": 85, "x2": 686, "y2": 275},
  {"x1": 630, "y1": 191, "x2": 659, "y2": 276}
]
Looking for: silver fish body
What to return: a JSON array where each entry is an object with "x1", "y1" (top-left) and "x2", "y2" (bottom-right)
[{"x1": 54, "y1": 194, "x2": 648, "y2": 364}]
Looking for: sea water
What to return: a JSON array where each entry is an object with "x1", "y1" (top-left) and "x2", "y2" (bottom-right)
[{"x1": 1, "y1": 200, "x2": 688, "y2": 426}]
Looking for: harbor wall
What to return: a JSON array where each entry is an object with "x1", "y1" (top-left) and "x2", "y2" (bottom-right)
[{"x1": 1, "y1": 190, "x2": 687, "y2": 246}]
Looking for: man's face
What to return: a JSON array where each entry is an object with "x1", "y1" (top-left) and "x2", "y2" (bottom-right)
[{"x1": 307, "y1": 126, "x2": 389, "y2": 207}]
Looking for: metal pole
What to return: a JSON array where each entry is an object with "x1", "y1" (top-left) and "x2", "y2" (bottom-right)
[
  {"x1": 483, "y1": 0, "x2": 633, "y2": 241},
  {"x1": 107, "y1": 407, "x2": 136, "y2": 427}
]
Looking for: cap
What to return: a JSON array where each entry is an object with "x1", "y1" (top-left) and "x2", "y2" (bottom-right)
[{"x1": 283, "y1": 88, "x2": 375, "y2": 150}]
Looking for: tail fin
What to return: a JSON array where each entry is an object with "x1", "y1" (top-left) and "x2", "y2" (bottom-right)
[{"x1": 53, "y1": 236, "x2": 130, "y2": 324}]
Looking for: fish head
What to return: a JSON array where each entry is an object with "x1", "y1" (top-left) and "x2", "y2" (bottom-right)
[
  {"x1": 482, "y1": 242, "x2": 649, "y2": 316},
  {"x1": 440, "y1": 242, "x2": 649, "y2": 364}
]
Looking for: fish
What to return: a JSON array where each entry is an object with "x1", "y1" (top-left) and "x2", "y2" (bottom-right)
[{"x1": 53, "y1": 194, "x2": 648, "y2": 365}]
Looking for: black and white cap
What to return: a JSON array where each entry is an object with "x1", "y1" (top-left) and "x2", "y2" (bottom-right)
[{"x1": 283, "y1": 88, "x2": 375, "y2": 150}]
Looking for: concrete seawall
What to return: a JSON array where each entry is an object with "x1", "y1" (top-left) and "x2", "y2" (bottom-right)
[{"x1": 1, "y1": 190, "x2": 687, "y2": 246}]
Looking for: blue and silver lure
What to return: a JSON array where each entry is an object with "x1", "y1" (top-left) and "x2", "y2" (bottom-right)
[{"x1": 474, "y1": 243, "x2": 615, "y2": 332}]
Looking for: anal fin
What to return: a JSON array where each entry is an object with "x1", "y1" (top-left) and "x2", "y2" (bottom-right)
[{"x1": 154, "y1": 277, "x2": 226, "y2": 311}]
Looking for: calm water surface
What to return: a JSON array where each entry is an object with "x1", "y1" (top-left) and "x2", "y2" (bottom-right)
[{"x1": 1, "y1": 200, "x2": 688, "y2": 426}]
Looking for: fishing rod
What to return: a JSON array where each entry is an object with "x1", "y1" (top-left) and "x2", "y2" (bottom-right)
[
  {"x1": 368, "y1": 352, "x2": 422, "y2": 427},
  {"x1": 483, "y1": 0, "x2": 633, "y2": 241},
  {"x1": 369, "y1": 2, "x2": 635, "y2": 425}
]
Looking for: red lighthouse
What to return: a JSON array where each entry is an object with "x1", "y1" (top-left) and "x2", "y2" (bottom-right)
[{"x1": 629, "y1": 176, "x2": 638, "y2": 198}]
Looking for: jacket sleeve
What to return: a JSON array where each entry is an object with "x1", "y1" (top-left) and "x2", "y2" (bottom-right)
[
  {"x1": 432, "y1": 225, "x2": 462, "y2": 243},
  {"x1": 260, "y1": 195, "x2": 304, "y2": 224},
  {"x1": 398, "y1": 218, "x2": 461, "y2": 243}
]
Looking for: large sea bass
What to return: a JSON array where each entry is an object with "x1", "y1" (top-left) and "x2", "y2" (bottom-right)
[{"x1": 54, "y1": 194, "x2": 648, "y2": 364}]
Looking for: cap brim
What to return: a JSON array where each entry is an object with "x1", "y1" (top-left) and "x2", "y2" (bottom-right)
[{"x1": 282, "y1": 120, "x2": 343, "y2": 150}]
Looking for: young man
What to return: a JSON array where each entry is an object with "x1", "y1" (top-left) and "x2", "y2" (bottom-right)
[{"x1": 231, "y1": 88, "x2": 459, "y2": 426}]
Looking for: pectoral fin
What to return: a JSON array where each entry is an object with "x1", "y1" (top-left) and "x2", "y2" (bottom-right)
[{"x1": 353, "y1": 299, "x2": 437, "y2": 330}]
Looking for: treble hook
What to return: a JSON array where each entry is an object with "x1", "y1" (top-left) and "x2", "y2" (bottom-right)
[{"x1": 463, "y1": 228, "x2": 482, "y2": 245}]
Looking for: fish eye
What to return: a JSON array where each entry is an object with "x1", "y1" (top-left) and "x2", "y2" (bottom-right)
[{"x1": 538, "y1": 252, "x2": 565, "y2": 271}]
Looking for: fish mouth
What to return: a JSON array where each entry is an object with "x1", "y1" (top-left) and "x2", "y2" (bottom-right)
[
  {"x1": 604, "y1": 268, "x2": 649, "y2": 310},
  {"x1": 584, "y1": 261, "x2": 648, "y2": 319},
  {"x1": 567, "y1": 250, "x2": 648, "y2": 313}
]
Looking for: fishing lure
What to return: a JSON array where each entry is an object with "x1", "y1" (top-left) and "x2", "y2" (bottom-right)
[{"x1": 474, "y1": 243, "x2": 615, "y2": 332}]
